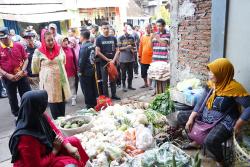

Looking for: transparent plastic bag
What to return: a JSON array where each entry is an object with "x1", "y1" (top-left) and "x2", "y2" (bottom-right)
[{"x1": 136, "y1": 125, "x2": 154, "y2": 150}]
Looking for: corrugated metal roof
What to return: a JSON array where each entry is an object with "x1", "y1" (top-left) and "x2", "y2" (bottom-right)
[
  {"x1": 76, "y1": 0, "x2": 122, "y2": 8},
  {"x1": 0, "y1": 0, "x2": 64, "y2": 4},
  {"x1": 0, "y1": 4, "x2": 66, "y2": 15},
  {"x1": 0, "y1": 0, "x2": 72, "y2": 23}
]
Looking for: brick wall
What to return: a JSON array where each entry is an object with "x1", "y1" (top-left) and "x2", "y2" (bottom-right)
[{"x1": 170, "y1": 0, "x2": 212, "y2": 85}]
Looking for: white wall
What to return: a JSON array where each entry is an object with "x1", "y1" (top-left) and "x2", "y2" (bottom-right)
[{"x1": 226, "y1": 0, "x2": 250, "y2": 92}]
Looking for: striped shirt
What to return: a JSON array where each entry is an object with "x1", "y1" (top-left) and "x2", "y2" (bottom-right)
[{"x1": 152, "y1": 30, "x2": 170, "y2": 62}]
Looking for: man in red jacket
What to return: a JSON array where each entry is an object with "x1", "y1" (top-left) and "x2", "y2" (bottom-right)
[{"x1": 0, "y1": 27, "x2": 31, "y2": 117}]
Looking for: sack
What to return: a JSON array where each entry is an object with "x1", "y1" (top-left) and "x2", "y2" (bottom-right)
[
  {"x1": 106, "y1": 62, "x2": 118, "y2": 81},
  {"x1": 188, "y1": 120, "x2": 215, "y2": 145},
  {"x1": 95, "y1": 95, "x2": 112, "y2": 111}
]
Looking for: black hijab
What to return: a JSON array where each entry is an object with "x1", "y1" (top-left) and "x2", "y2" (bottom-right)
[{"x1": 9, "y1": 90, "x2": 56, "y2": 163}]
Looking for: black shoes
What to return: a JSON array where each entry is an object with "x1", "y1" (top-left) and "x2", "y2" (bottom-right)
[
  {"x1": 128, "y1": 87, "x2": 136, "y2": 90},
  {"x1": 122, "y1": 86, "x2": 128, "y2": 92},
  {"x1": 111, "y1": 95, "x2": 121, "y2": 100}
]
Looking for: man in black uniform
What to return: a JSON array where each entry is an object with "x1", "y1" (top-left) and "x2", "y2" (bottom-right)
[
  {"x1": 78, "y1": 30, "x2": 97, "y2": 109},
  {"x1": 95, "y1": 22, "x2": 120, "y2": 100}
]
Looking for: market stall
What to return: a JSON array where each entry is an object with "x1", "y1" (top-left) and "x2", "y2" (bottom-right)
[
  {"x1": 55, "y1": 99, "x2": 199, "y2": 166},
  {"x1": 54, "y1": 82, "x2": 250, "y2": 167}
]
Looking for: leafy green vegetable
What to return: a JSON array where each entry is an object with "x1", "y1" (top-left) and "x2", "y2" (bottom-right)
[
  {"x1": 145, "y1": 109, "x2": 166, "y2": 129},
  {"x1": 149, "y1": 88, "x2": 175, "y2": 116},
  {"x1": 192, "y1": 152, "x2": 201, "y2": 167}
]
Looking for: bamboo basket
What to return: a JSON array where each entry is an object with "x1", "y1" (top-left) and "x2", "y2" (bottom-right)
[{"x1": 232, "y1": 132, "x2": 250, "y2": 166}]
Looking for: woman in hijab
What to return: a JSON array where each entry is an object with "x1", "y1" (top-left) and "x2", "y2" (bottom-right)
[
  {"x1": 62, "y1": 37, "x2": 78, "y2": 106},
  {"x1": 32, "y1": 29, "x2": 71, "y2": 119},
  {"x1": 68, "y1": 37, "x2": 80, "y2": 62},
  {"x1": 9, "y1": 90, "x2": 89, "y2": 167},
  {"x1": 68, "y1": 37, "x2": 80, "y2": 97},
  {"x1": 177, "y1": 58, "x2": 250, "y2": 167}
]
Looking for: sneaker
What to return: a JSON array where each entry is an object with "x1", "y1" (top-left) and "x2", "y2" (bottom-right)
[
  {"x1": 72, "y1": 99, "x2": 76, "y2": 106},
  {"x1": 134, "y1": 74, "x2": 138, "y2": 78},
  {"x1": 128, "y1": 87, "x2": 136, "y2": 90},
  {"x1": 149, "y1": 87, "x2": 154, "y2": 90},
  {"x1": 111, "y1": 95, "x2": 121, "y2": 100},
  {"x1": 0, "y1": 91, "x2": 7, "y2": 98}
]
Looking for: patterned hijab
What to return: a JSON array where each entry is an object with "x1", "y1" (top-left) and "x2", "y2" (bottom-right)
[{"x1": 206, "y1": 58, "x2": 249, "y2": 109}]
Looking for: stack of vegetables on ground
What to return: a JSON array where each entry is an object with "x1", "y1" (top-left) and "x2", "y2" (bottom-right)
[
  {"x1": 69, "y1": 104, "x2": 192, "y2": 166},
  {"x1": 74, "y1": 104, "x2": 156, "y2": 166},
  {"x1": 149, "y1": 88, "x2": 175, "y2": 116}
]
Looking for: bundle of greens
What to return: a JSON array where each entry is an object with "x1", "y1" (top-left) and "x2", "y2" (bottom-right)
[{"x1": 149, "y1": 89, "x2": 175, "y2": 116}]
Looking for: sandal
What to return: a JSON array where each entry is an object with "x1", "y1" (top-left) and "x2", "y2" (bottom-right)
[{"x1": 181, "y1": 142, "x2": 201, "y2": 150}]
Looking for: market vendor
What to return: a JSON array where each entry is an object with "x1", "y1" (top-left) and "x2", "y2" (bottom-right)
[
  {"x1": 177, "y1": 58, "x2": 250, "y2": 167},
  {"x1": 9, "y1": 90, "x2": 89, "y2": 167}
]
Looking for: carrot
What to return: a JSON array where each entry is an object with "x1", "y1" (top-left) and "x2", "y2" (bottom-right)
[
  {"x1": 125, "y1": 145, "x2": 136, "y2": 151},
  {"x1": 129, "y1": 149, "x2": 145, "y2": 157}
]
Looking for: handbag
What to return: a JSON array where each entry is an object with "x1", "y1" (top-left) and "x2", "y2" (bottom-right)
[{"x1": 188, "y1": 89, "x2": 231, "y2": 145}]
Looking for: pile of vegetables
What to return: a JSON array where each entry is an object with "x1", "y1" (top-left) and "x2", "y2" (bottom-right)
[
  {"x1": 149, "y1": 89, "x2": 175, "y2": 116},
  {"x1": 55, "y1": 101, "x2": 195, "y2": 167},
  {"x1": 60, "y1": 119, "x2": 89, "y2": 129},
  {"x1": 74, "y1": 104, "x2": 154, "y2": 166},
  {"x1": 126, "y1": 142, "x2": 191, "y2": 167}
]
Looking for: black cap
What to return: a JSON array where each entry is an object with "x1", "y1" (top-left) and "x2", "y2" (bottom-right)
[
  {"x1": 23, "y1": 31, "x2": 35, "y2": 38},
  {"x1": 0, "y1": 27, "x2": 9, "y2": 39}
]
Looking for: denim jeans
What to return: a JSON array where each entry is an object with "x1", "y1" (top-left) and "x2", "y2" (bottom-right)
[{"x1": 2, "y1": 77, "x2": 31, "y2": 116}]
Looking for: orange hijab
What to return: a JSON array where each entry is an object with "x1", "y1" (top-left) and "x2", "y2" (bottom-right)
[{"x1": 206, "y1": 58, "x2": 249, "y2": 109}]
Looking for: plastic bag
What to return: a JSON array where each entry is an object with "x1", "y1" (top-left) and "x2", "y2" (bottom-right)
[
  {"x1": 95, "y1": 95, "x2": 112, "y2": 111},
  {"x1": 136, "y1": 125, "x2": 154, "y2": 150},
  {"x1": 140, "y1": 143, "x2": 191, "y2": 167},
  {"x1": 106, "y1": 62, "x2": 118, "y2": 81}
]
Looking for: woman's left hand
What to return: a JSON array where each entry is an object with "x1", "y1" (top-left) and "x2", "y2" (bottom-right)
[{"x1": 234, "y1": 118, "x2": 246, "y2": 135}]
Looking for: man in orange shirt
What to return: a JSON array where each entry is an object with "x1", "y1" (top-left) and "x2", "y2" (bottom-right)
[{"x1": 139, "y1": 24, "x2": 153, "y2": 88}]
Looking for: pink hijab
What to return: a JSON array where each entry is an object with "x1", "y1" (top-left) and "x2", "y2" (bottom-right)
[{"x1": 68, "y1": 37, "x2": 80, "y2": 61}]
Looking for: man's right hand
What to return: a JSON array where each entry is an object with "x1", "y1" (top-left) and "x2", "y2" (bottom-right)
[{"x1": 106, "y1": 58, "x2": 112, "y2": 62}]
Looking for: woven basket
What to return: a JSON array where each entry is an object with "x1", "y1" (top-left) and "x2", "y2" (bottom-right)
[
  {"x1": 59, "y1": 115, "x2": 93, "y2": 136},
  {"x1": 232, "y1": 132, "x2": 250, "y2": 166}
]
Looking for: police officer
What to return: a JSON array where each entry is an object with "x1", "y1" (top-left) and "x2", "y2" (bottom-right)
[{"x1": 78, "y1": 30, "x2": 98, "y2": 109}]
